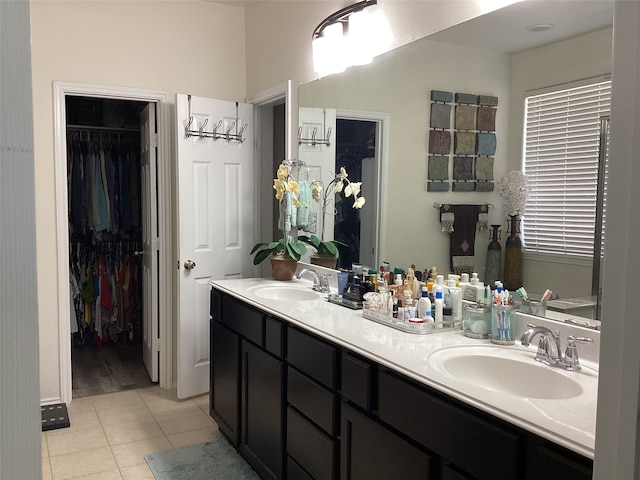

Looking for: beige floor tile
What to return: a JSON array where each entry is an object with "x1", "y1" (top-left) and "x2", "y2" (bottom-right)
[
  {"x1": 96, "y1": 401, "x2": 155, "y2": 426},
  {"x1": 64, "y1": 407, "x2": 102, "y2": 432},
  {"x1": 42, "y1": 457, "x2": 52, "y2": 480},
  {"x1": 103, "y1": 417, "x2": 164, "y2": 445},
  {"x1": 49, "y1": 447, "x2": 118, "y2": 480},
  {"x1": 67, "y1": 396, "x2": 97, "y2": 415},
  {"x1": 167, "y1": 426, "x2": 222, "y2": 448},
  {"x1": 110, "y1": 436, "x2": 171, "y2": 468},
  {"x1": 67, "y1": 470, "x2": 122, "y2": 480},
  {"x1": 139, "y1": 387, "x2": 200, "y2": 418},
  {"x1": 91, "y1": 390, "x2": 144, "y2": 411},
  {"x1": 120, "y1": 463, "x2": 156, "y2": 480},
  {"x1": 155, "y1": 408, "x2": 215, "y2": 436},
  {"x1": 192, "y1": 393, "x2": 210, "y2": 410},
  {"x1": 42, "y1": 434, "x2": 49, "y2": 458},
  {"x1": 46, "y1": 426, "x2": 109, "y2": 457}
]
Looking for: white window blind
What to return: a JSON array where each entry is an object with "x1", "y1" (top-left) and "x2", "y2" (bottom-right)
[{"x1": 523, "y1": 80, "x2": 611, "y2": 257}]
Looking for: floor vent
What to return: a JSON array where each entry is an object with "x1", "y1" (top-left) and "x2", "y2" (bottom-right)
[{"x1": 41, "y1": 403, "x2": 70, "y2": 431}]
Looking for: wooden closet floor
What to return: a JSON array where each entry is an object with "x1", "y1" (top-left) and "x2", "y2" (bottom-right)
[{"x1": 72, "y1": 341, "x2": 155, "y2": 398}]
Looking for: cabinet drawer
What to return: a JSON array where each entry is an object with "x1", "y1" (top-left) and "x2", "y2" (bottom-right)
[
  {"x1": 341, "y1": 352, "x2": 373, "y2": 411},
  {"x1": 221, "y1": 295, "x2": 264, "y2": 346},
  {"x1": 378, "y1": 369, "x2": 522, "y2": 480},
  {"x1": 287, "y1": 456, "x2": 314, "y2": 480},
  {"x1": 287, "y1": 406, "x2": 336, "y2": 480},
  {"x1": 287, "y1": 328, "x2": 337, "y2": 390},
  {"x1": 210, "y1": 288, "x2": 221, "y2": 320},
  {"x1": 288, "y1": 367, "x2": 336, "y2": 435},
  {"x1": 533, "y1": 444, "x2": 592, "y2": 480},
  {"x1": 265, "y1": 316, "x2": 284, "y2": 359}
]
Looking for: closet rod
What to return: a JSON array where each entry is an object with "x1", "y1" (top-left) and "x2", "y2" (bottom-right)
[{"x1": 67, "y1": 124, "x2": 141, "y2": 133}]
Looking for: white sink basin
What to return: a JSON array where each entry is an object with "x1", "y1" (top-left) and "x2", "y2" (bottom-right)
[
  {"x1": 428, "y1": 345, "x2": 586, "y2": 399},
  {"x1": 249, "y1": 285, "x2": 321, "y2": 302}
]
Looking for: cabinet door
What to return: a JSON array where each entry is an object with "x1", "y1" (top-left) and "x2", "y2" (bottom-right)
[
  {"x1": 341, "y1": 403, "x2": 432, "y2": 480},
  {"x1": 241, "y1": 340, "x2": 284, "y2": 480},
  {"x1": 210, "y1": 320, "x2": 240, "y2": 445}
]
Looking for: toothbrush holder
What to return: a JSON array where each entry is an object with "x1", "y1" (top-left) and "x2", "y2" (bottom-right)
[
  {"x1": 520, "y1": 299, "x2": 546, "y2": 317},
  {"x1": 491, "y1": 304, "x2": 515, "y2": 345}
]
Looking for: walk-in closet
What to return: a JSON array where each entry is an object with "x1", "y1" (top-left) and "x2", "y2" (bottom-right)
[{"x1": 66, "y1": 96, "x2": 154, "y2": 397}]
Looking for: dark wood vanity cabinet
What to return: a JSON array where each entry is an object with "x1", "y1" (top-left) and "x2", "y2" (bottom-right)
[
  {"x1": 209, "y1": 290, "x2": 284, "y2": 480},
  {"x1": 209, "y1": 289, "x2": 593, "y2": 480}
]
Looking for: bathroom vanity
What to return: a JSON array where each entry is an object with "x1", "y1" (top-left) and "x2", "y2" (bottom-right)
[{"x1": 209, "y1": 278, "x2": 597, "y2": 480}]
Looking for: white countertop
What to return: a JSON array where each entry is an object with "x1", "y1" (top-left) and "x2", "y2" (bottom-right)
[{"x1": 210, "y1": 277, "x2": 598, "y2": 459}]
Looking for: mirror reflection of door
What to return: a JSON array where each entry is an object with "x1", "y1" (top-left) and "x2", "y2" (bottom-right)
[{"x1": 335, "y1": 118, "x2": 377, "y2": 270}]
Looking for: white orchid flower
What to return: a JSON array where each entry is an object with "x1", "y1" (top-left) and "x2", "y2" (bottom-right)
[{"x1": 353, "y1": 196, "x2": 366, "y2": 209}]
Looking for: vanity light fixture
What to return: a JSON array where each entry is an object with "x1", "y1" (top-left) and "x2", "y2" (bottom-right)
[{"x1": 312, "y1": 0, "x2": 391, "y2": 76}]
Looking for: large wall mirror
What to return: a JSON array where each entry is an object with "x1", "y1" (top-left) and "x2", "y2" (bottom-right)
[{"x1": 298, "y1": 0, "x2": 613, "y2": 323}]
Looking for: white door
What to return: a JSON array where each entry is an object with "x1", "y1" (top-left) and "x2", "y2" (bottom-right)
[
  {"x1": 140, "y1": 103, "x2": 159, "y2": 382},
  {"x1": 176, "y1": 94, "x2": 254, "y2": 399},
  {"x1": 298, "y1": 107, "x2": 337, "y2": 258}
]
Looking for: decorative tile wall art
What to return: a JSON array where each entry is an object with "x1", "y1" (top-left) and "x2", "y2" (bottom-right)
[{"x1": 428, "y1": 90, "x2": 498, "y2": 193}]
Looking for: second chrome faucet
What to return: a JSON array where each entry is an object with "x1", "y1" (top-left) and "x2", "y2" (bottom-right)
[
  {"x1": 520, "y1": 323, "x2": 593, "y2": 371},
  {"x1": 296, "y1": 268, "x2": 330, "y2": 293}
]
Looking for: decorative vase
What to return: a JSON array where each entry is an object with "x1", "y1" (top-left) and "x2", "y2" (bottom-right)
[
  {"x1": 503, "y1": 215, "x2": 523, "y2": 290},
  {"x1": 270, "y1": 255, "x2": 298, "y2": 281},
  {"x1": 485, "y1": 224, "x2": 502, "y2": 286},
  {"x1": 310, "y1": 255, "x2": 337, "y2": 270}
]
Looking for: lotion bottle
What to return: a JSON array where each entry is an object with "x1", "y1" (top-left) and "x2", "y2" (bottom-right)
[
  {"x1": 417, "y1": 287, "x2": 432, "y2": 319},
  {"x1": 435, "y1": 290, "x2": 444, "y2": 323},
  {"x1": 447, "y1": 279, "x2": 462, "y2": 321}
]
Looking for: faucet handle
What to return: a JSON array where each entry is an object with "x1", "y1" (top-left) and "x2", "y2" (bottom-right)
[{"x1": 563, "y1": 335, "x2": 593, "y2": 371}]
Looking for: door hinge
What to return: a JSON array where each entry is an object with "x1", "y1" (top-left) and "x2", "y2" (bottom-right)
[
  {"x1": 151, "y1": 133, "x2": 159, "y2": 148},
  {"x1": 153, "y1": 237, "x2": 160, "y2": 250},
  {"x1": 177, "y1": 260, "x2": 180, "y2": 270},
  {"x1": 152, "y1": 337, "x2": 160, "y2": 353}
]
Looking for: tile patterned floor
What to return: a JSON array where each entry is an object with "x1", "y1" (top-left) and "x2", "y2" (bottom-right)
[{"x1": 42, "y1": 387, "x2": 220, "y2": 480}]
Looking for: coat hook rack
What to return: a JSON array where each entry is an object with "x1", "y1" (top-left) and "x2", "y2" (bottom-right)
[
  {"x1": 184, "y1": 95, "x2": 248, "y2": 143},
  {"x1": 298, "y1": 108, "x2": 332, "y2": 146}
]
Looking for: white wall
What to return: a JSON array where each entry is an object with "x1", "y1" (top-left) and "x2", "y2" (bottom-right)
[
  {"x1": 30, "y1": 0, "x2": 247, "y2": 403},
  {"x1": 1, "y1": 1, "x2": 42, "y2": 477},
  {"x1": 299, "y1": 39, "x2": 511, "y2": 277}
]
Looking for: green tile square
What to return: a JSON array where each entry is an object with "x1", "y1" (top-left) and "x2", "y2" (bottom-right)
[
  {"x1": 428, "y1": 156, "x2": 449, "y2": 180},
  {"x1": 453, "y1": 181, "x2": 475, "y2": 192},
  {"x1": 431, "y1": 90, "x2": 454, "y2": 103},
  {"x1": 455, "y1": 131, "x2": 475, "y2": 155},
  {"x1": 475, "y1": 157, "x2": 494, "y2": 180},
  {"x1": 476, "y1": 133, "x2": 496, "y2": 156},
  {"x1": 428, "y1": 181, "x2": 450, "y2": 192}
]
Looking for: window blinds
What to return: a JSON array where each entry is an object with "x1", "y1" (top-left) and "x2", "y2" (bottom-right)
[{"x1": 522, "y1": 80, "x2": 611, "y2": 257}]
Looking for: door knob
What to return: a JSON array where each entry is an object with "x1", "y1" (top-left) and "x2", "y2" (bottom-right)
[
  {"x1": 184, "y1": 259, "x2": 196, "y2": 270},
  {"x1": 134, "y1": 250, "x2": 144, "y2": 256}
]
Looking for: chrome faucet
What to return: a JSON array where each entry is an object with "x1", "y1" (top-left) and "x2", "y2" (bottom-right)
[
  {"x1": 296, "y1": 269, "x2": 330, "y2": 293},
  {"x1": 520, "y1": 323, "x2": 593, "y2": 371}
]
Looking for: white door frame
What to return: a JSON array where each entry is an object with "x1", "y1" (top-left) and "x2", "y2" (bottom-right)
[
  {"x1": 335, "y1": 109, "x2": 390, "y2": 268},
  {"x1": 53, "y1": 82, "x2": 173, "y2": 403}
]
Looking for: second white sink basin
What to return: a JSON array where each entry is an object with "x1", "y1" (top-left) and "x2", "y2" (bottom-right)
[
  {"x1": 249, "y1": 285, "x2": 321, "y2": 302},
  {"x1": 428, "y1": 345, "x2": 588, "y2": 399}
]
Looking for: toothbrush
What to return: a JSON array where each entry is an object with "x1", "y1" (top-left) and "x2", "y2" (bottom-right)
[
  {"x1": 540, "y1": 289, "x2": 552, "y2": 302},
  {"x1": 516, "y1": 287, "x2": 529, "y2": 301}
]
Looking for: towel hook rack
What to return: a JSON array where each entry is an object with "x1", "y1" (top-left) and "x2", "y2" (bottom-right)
[
  {"x1": 184, "y1": 95, "x2": 248, "y2": 143},
  {"x1": 298, "y1": 108, "x2": 332, "y2": 147}
]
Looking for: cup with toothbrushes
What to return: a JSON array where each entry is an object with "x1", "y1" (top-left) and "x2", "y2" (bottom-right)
[{"x1": 491, "y1": 287, "x2": 515, "y2": 345}]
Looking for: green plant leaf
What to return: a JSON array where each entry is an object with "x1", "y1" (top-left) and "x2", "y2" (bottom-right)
[
  {"x1": 250, "y1": 242, "x2": 268, "y2": 254},
  {"x1": 253, "y1": 249, "x2": 272, "y2": 265},
  {"x1": 322, "y1": 241, "x2": 339, "y2": 258}
]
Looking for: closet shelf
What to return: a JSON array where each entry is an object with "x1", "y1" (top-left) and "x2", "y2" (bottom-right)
[{"x1": 67, "y1": 124, "x2": 141, "y2": 133}]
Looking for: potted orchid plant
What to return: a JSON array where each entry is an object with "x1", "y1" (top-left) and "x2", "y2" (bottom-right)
[
  {"x1": 251, "y1": 163, "x2": 306, "y2": 280},
  {"x1": 299, "y1": 166, "x2": 365, "y2": 268}
]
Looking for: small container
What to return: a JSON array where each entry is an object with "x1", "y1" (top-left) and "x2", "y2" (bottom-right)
[
  {"x1": 520, "y1": 299, "x2": 546, "y2": 317},
  {"x1": 463, "y1": 304, "x2": 491, "y2": 339},
  {"x1": 491, "y1": 304, "x2": 515, "y2": 345}
]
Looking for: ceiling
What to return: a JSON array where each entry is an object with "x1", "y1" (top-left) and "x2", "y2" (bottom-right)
[{"x1": 427, "y1": 0, "x2": 614, "y2": 54}]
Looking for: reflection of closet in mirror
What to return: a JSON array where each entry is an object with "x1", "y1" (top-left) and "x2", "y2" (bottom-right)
[{"x1": 335, "y1": 119, "x2": 377, "y2": 270}]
